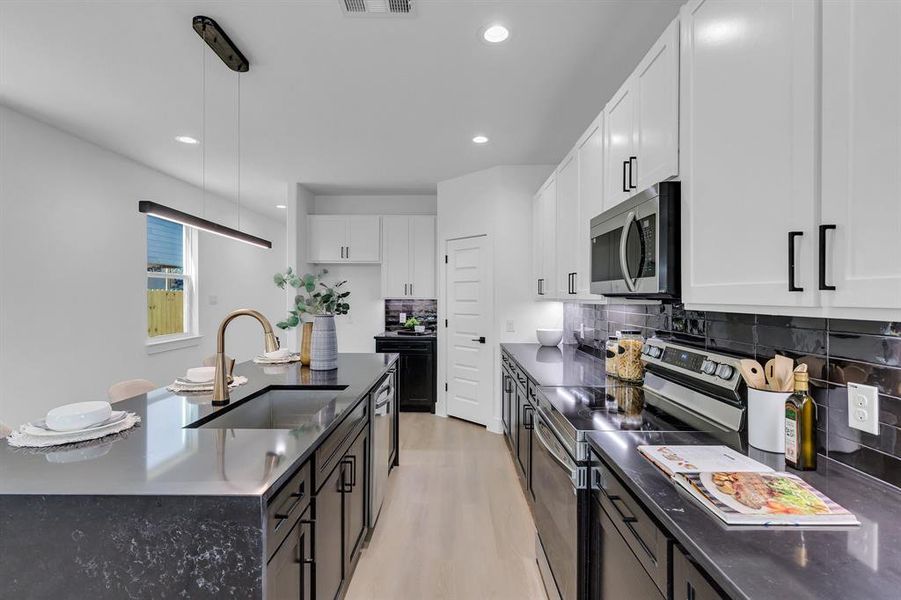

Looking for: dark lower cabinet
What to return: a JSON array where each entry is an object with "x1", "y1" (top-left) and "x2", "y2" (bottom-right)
[
  {"x1": 267, "y1": 509, "x2": 313, "y2": 600},
  {"x1": 515, "y1": 385, "x2": 533, "y2": 491},
  {"x1": 375, "y1": 337, "x2": 436, "y2": 412},
  {"x1": 315, "y1": 465, "x2": 344, "y2": 600},
  {"x1": 672, "y1": 545, "x2": 726, "y2": 600},
  {"x1": 344, "y1": 427, "x2": 369, "y2": 574},
  {"x1": 501, "y1": 369, "x2": 514, "y2": 445}
]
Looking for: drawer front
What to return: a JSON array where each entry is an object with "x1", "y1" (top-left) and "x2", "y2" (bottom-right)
[
  {"x1": 315, "y1": 399, "x2": 369, "y2": 491},
  {"x1": 266, "y1": 460, "x2": 312, "y2": 559},
  {"x1": 527, "y1": 379, "x2": 540, "y2": 406},
  {"x1": 672, "y1": 545, "x2": 727, "y2": 600},
  {"x1": 376, "y1": 339, "x2": 433, "y2": 354},
  {"x1": 594, "y1": 464, "x2": 670, "y2": 596}
]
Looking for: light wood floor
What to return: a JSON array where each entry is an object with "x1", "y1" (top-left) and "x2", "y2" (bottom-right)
[{"x1": 345, "y1": 413, "x2": 548, "y2": 600}]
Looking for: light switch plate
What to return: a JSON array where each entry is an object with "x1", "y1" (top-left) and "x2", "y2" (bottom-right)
[
  {"x1": 848, "y1": 383, "x2": 879, "y2": 435},
  {"x1": 506, "y1": 320, "x2": 515, "y2": 332},
  {"x1": 399, "y1": 312, "x2": 406, "y2": 324}
]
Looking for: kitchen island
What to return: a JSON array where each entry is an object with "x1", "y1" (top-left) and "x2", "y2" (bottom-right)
[{"x1": 0, "y1": 352, "x2": 398, "y2": 599}]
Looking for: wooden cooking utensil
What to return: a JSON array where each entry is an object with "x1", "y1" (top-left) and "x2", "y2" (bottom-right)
[
  {"x1": 739, "y1": 359, "x2": 766, "y2": 389},
  {"x1": 775, "y1": 355, "x2": 794, "y2": 391},
  {"x1": 764, "y1": 359, "x2": 777, "y2": 390}
]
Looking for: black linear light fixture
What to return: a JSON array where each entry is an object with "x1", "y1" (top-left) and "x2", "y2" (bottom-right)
[
  {"x1": 139, "y1": 201, "x2": 272, "y2": 249},
  {"x1": 192, "y1": 16, "x2": 249, "y2": 72}
]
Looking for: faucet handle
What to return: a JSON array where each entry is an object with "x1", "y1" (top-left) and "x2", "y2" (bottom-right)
[{"x1": 227, "y1": 357, "x2": 236, "y2": 380}]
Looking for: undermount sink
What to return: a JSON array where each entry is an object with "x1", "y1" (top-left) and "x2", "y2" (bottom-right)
[{"x1": 190, "y1": 387, "x2": 348, "y2": 429}]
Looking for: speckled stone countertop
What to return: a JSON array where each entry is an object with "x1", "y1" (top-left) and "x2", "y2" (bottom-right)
[
  {"x1": 500, "y1": 343, "x2": 608, "y2": 386},
  {"x1": 0, "y1": 353, "x2": 398, "y2": 498},
  {"x1": 587, "y1": 430, "x2": 901, "y2": 600}
]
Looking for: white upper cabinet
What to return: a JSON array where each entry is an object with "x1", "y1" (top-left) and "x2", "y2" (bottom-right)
[
  {"x1": 533, "y1": 175, "x2": 557, "y2": 299},
  {"x1": 634, "y1": 18, "x2": 680, "y2": 191},
  {"x1": 603, "y1": 79, "x2": 637, "y2": 209},
  {"x1": 308, "y1": 215, "x2": 381, "y2": 263},
  {"x1": 680, "y1": 0, "x2": 818, "y2": 309},
  {"x1": 381, "y1": 215, "x2": 435, "y2": 298},
  {"x1": 821, "y1": 0, "x2": 901, "y2": 312},
  {"x1": 604, "y1": 17, "x2": 680, "y2": 210},
  {"x1": 555, "y1": 152, "x2": 580, "y2": 298},
  {"x1": 575, "y1": 115, "x2": 606, "y2": 299}
]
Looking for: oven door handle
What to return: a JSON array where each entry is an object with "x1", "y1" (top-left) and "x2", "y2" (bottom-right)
[
  {"x1": 533, "y1": 416, "x2": 577, "y2": 480},
  {"x1": 619, "y1": 210, "x2": 638, "y2": 292}
]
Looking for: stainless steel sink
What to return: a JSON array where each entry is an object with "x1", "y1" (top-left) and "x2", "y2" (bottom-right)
[{"x1": 191, "y1": 387, "x2": 347, "y2": 429}]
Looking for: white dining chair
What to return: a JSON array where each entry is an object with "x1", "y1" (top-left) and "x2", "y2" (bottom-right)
[
  {"x1": 107, "y1": 379, "x2": 157, "y2": 404},
  {"x1": 0, "y1": 422, "x2": 11, "y2": 439},
  {"x1": 202, "y1": 354, "x2": 233, "y2": 367}
]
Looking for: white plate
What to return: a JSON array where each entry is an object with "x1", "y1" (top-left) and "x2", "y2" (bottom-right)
[
  {"x1": 25, "y1": 411, "x2": 128, "y2": 437},
  {"x1": 185, "y1": 366, "x2": 215, "y2": 383},
  {"x1": 46, "y1": 401, "x2": 112, "y2": 432}
]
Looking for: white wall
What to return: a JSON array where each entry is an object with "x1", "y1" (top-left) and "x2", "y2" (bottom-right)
[
  {"x1": 304, "y1": 194, "x2": 438, "y2": 353},
  {"x1": 437, "y1": 165, "x2": 562, "y2": 431},
  {"x1": 0, "y1": 105, "x2": 287, "y2": 427}
]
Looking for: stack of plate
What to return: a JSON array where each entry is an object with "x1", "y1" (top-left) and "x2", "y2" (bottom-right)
[
  {"x1": 22, "y1": 410, "x2": 129, "y2": 439},
  {"x1": 167, "y1": 375, "x2": 247, "y2": 393},
  {"x1": 253, "y1": 353, "x2": 301, "y2": 365}
]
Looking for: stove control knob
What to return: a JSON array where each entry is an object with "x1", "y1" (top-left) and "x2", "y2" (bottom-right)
[
  {"x1": 701, "y1": 360, "x2": 718, "y2": 376},
  {"x1": 648, "y1": 346, "x2": 663, "y2": 359},
  {"x1": 715, "y1": 364, "x2": 735, "y2": 380}
]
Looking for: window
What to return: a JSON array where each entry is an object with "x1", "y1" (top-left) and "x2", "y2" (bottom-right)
[{"x1": 146, "y1": 215, "x2": 197, "y2": 340}]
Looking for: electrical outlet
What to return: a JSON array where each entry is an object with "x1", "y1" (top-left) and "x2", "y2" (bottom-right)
[
  {"x1": 399, "y1": 312, "x2": 406, "y2": 324},
  {"x1": 848, "y1": 383, "x2": 879, "y2": 435},
  {"x1": 506, "y1": 320, "x2": 515, "y2": 332}
]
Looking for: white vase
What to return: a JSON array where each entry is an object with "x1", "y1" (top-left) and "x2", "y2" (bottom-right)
[{"x1": 310, "y1": 314, "x2": 338, "y2": 371}]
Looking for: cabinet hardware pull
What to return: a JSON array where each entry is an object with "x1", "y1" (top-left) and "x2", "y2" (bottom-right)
[
  {"x1": 629, "y1": 156, "x2": 637, "y2": 189},
  {"x1": 295, "y1": 558, "x2": 316, "y2": 565},
  {"x1": 788, "y1": 231, "x2": 804, "y2": 292},
  {"x1": 404, "y1": 283, "x2": 407, "y2": 295},
  {"x1": 819, "y1": 224, "x2": 836, "y2": 291},
  {"x1": 346, "y1": 246, "x2": 350, "y2": 259},
  {"x1": 622, "y1": 161, "x2": 630, "y2": 193},
  {"x1": 410, "y1": 283, "x2": 413, "y2": 296}
]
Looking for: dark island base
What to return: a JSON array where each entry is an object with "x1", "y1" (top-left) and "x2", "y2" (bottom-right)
[{"x1": 0, "y1": 495, "x2": 263, "y2": 599}]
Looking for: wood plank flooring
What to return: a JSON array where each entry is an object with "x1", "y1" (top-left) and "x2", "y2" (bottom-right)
[{"x1": 345, "y1": 413, "x2": 548, "y2": 600}]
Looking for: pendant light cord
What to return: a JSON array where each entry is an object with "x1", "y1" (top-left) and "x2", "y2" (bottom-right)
[
  {"x1": 201, "y1": 36, "x2": 207, "y2": 220},
  {"x1": 236, "y1": 72, "x2": 241, "y2": 230}
]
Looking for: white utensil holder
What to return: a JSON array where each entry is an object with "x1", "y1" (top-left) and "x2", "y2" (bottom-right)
[{"x1": 747, "y1": 388, "x2": 791, "y2": 453}]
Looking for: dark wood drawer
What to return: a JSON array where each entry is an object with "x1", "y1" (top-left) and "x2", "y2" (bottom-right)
[
  {"x1": 594, "y1": 463, "x2": 670, "y2": 597},
  {"x1": 315, "y1": 398, "x2": 369, "y2": 492},
  {"x1": 266, "y1": 459, "x2": 312, "y2": 559}
]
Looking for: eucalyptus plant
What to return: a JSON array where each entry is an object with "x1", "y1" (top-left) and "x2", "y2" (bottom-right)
[{"x1": 273, "y1": 267, "x2": 351, "y2": 330}]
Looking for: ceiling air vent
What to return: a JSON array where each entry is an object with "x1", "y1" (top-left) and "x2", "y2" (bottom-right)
[{"x1": 341, "y1": 0, "x2": 414, "y2": 16}]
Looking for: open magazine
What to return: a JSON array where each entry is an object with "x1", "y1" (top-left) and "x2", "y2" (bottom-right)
[{"x1": 638, "y1": 445, "x2": 859, "y2": 526}]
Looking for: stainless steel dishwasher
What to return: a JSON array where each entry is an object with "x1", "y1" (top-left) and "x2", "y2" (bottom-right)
[{"x1": 369, "y1": 369, "x2": 395, "y2": 528}]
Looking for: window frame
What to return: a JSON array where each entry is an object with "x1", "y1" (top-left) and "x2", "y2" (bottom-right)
[{"x1": 145, "y1": 221, "x2": 201, "y2": 353}]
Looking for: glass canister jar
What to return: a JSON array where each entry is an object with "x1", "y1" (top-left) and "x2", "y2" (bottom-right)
[
  {"x1": 616, "y1": 330, "x2": 645, "y2": 383},
  {"x1": 605, "y1": 336, "x2": 620, "y2": 376}
]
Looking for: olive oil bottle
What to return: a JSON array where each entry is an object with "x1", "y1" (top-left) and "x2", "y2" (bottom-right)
[{"x1": 785, "y1": 371, "x2": 817, "y2": 471}]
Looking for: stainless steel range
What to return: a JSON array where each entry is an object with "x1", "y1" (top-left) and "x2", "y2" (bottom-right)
[{"x1": 531, "y1": 339, "x2": 746, "y2": 600}]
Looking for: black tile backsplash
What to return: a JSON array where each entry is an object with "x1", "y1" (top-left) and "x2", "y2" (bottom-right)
[
  {"x1": 384, "y1": 299, "x2": 437, "y2": 332},
  {"x1": 563, "y1": 302, "x2": 901, "y2": 488}
]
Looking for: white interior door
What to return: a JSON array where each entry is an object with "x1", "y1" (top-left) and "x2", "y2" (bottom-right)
[
  {"x1": 445, "y1": 235, "x2": 492, "y2": 426},
  {"x1": 822, "y1": 0, "x2": 901, "y2": 310}
]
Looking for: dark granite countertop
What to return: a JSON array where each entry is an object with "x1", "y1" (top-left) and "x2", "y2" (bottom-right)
[
  {"x1": 587, "y1": 430, "x2": 901, "y2": 600},
  {"x1": 0, "y1": 353, "x2": 397, "y2": 499},
  {"x1": 500, "y1": 343, "x2": 607, "y2": 386},
  {"x1": 374, "y1": 330, "x2": 437, "y2": 339}
]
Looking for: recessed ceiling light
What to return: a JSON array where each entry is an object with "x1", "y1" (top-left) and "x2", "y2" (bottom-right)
[
  {"x1": 276, "y1": 204, "x2": 287, "y2": 209},
  {"x1": 175, "y1": 135, "x2": 199, "y2": 145},
  {"x1": 472, "y1": 135, "x2": 489, "y2": 144},
  {"x1": 482, "y1": 24, "x2": 509, "y2": 44}
]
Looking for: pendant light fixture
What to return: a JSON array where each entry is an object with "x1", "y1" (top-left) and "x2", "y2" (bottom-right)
[{"x1": 138, "y1": 15, "x2": 270, "y2": 250}]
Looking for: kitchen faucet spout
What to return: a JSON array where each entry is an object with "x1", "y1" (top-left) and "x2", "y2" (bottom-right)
[{"x1": 212, "y1": 309, "x2": 279, "y2": 405}]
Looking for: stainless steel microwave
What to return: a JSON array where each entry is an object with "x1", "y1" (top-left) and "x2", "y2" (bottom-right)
[{"x1": 589, "y1": 182, "x2": 680, "y2": 299}]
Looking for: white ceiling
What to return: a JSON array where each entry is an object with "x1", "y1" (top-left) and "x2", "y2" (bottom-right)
[{"x1": 0, "y1": 0, "x2": 681, "y2": 220}]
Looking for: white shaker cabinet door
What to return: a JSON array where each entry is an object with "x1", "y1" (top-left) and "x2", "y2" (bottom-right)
[
  {"x1": 604, "y1": 79, "x2": 637, "y2": 210},
  {"x1": 577, "y1": 116, "x2": 605, "y2": 298},
  {"x1": 409, "y1": 215, "x2": 436, "y2": 298},
  {"x1": 541, "y1": 177, "x2": 558, "y2": 299},
  {"x1": 680, "y1": 0, "x2": 818, "y2": 308},
  {"x1": 634, "y1": 17, "x2": 680, "y2": 191},
  {"x1": 556, "y1": 152, "x2": 579, "y2": 299},
  {"x1": 532, "y1": 189, "x2": 543, "y2": 299},
  {"x1": 381, "y1": 215, "x2": 410, "y2": 297},
  {"x1": 821, "y1": 0, "x2": 901, "y2": 311},
  {"x1": 346, "y1": 215, "x2": 381, "y2": 263},
  {"x1": 308, "y1": 215, "x2": 346, "y2": 263}
]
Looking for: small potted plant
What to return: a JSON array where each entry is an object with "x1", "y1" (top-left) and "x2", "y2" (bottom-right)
[{"x1": 274, "y1": 268, "x2": 350, "y2": 370}]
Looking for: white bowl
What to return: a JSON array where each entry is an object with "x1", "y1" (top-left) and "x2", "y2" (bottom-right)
[
  {"x1": 185, "y1": 366, "x2": 216, "y2": 383},
  {"x1": 264, "y1": 348, "x2": 291, "y2": 360},
  {"x1": 536, "y1": 328, "x2": 563, "y2": 347},
  {"x1": 45, "y1": 401, "x2": 112, "y2": 432}
]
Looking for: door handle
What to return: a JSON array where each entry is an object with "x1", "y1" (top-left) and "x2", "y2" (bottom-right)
[
  {"x1": 619, "y1": 211, "x2": 638, "y2": 292},
  {"x1": 788, "y1": 231, "x2": 804, "y2": 292},
  {"x1": 819, "y1": 224, "x2": 836, "y2": 291},
  {"x1": 629, "y1": 156, "x2": 637, "y2": 189},
  {"x1": 471, "y1": 336, "x2": 486, "y2": 344},
  {"x1": 622, "y1": 160, "x2": 630, "y2": 193}
]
